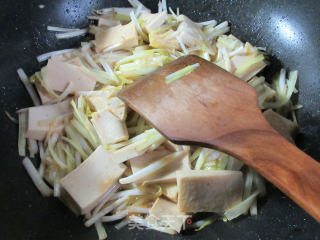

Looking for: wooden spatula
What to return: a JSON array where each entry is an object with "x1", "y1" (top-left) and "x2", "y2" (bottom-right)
[{"x1": 118, "y1": 55, "x2": 320, "y2": 222}]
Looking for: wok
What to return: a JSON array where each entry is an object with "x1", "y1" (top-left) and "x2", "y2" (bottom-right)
[{"x1": 0, "y1": 0, "x2": 319, "y2": 239}]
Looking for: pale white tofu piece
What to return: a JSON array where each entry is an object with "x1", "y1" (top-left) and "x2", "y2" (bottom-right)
[
  {"x1": 130, "y1": 150, "x2": 190, "y2": 184},
  {"x1": 177, "y1": 15, "x2": 203, "y2": 48},
  {"x1": 161, "y1": 183, "x2": 178, "y2": 202},
  {"x1": 139, "y1": 12, "x2": 168, "y2": 33},
  {"x1": 87, "y1": 95, "x2": 127, "y2": 121},
  {"x1": 25, "y1": 98, "x2": 71, "y2": 140},
  {"x1": 44, "y1": 59, "x2": 96, "y2": 92},
  {"x1": 60, "y1": 146, "x2": 127, "y2": 215},
  {"x1": 35, "y1": 82, "x2": 54, "y2": 104},
  {"x1": 95, "y1": 22, "x2": 139, "y2": 52},
  {"x1": 263, "y1": 109, "x2": 298, "y2": 143},
  {"x1": 177, "y1": 170, "x2": 243, "y2": 213},
  {"x1": 149, "y1": 197, "x2": 189, "y2": 233},
  {"x1": 91, "y1": 109, "x2": 129, "y2": 145},
  {"x1": 67, "y1": 56, "x2": 83, "y2": 66}
]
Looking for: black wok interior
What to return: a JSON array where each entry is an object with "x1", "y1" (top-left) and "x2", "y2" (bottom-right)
[{"x1": 0, "y1": 0, "x2": 319, "y2": 239}]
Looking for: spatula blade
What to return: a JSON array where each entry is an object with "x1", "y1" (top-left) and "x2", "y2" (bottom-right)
[{"x1": 119, "y1": 55, "x2": 269, "y2": 145}]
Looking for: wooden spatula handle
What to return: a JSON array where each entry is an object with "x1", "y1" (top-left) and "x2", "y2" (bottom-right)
[{"x1": 208, "y1": 129, "x2": 320, "y2": 222}]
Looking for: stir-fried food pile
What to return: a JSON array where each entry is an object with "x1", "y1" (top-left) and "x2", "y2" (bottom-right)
[{"x1": 16, "y1": 0, "x2": 301, "y2": 239}]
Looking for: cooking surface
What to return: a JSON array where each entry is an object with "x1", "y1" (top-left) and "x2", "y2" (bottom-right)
[{"x1": 0, "y1": 0, "x2": 319, "y2": 239}]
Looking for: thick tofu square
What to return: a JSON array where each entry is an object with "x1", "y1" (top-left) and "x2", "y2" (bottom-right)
[
  {"x1": 87, "y1": 95, "x2": 127, "y2": 121},
  {"x1": 25, "y1": 98, "x2": 71, "y2": 140},
  {"x1": 177, "y1": 170, "x2": 243, "y2": 213},
  {"x1": 95, "y1": 22, "x2": 139, "y2": 52},
  {"x1": 177, "y1": 15, "x2": 203, "y2": 48},
  {"x1": 60, "y1": 146, "x2": 127, "y2": 215},
  {"x1": 149, "y1": 197, "x2": 189, "y2": 233},
  {"x1": 263, "y1": 109, "x2": 298, "y2": 143},
  {"x1": 130, "y1": 150, "x2": 190, "y2": 184},
  {"x1": 161, "y1": 183, "x2": 178, "y2": 202},
  {"x1": 139, "y1": 12, "x2": 168, "y2": 33},
  {"x1": 35, "y1": 82, "x2": 54, "y2": 104},
  {"x1": 44, "y1": 58, "x2": 96, "y2": 92},
  {"x1": 91, "y1": 109, "x2": 129, "y2": 145}
]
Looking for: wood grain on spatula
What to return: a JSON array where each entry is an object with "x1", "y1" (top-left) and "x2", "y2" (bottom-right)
[{"x1": 118, "y1": 55, "x2": 320, "y2": 222}]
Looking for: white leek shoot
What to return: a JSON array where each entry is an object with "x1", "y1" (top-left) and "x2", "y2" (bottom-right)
[
  {"x1": 101, "y1": 210, "x2": 128, "y2": 222},
  {"x1": 22, "y1": 157, "x2": 53, "y2": 197},
  {"x1": 119, "y1": 151, "x2": 183, "y2": 184},
  {"x1": 18, "y1": 111, "x2": 27, "y2": 157},
  {"x1": 55, "y1": 28, "x2": 88, "y2": 39},
  {"x1": 224, "y1": 190, "x2": 260, "y2": 221},
  {"x1": 17, "y1": 68, "x2": 41, "y2": 106},
  {"x1": 165, "y1": 63, "x2": 199, "y2": 84},
  {"x1": 95, "y1": 221, "x2": 107, "y2": 240}
]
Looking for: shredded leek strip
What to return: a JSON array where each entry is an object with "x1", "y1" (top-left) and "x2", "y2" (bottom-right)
[
  {"x1": 47, "y1": 26, "x2": 80, "y2": 32},
  {"x1": 5, "y1": 111, "x2": 18, "y2": 123},
  {"x1": 28, "y1": 139, "x2": 38, "y2": 158},
  {"x1": 194, "y1": 215, "x2": 218, "y2": 231},
  {"x1": 243, "y1": 168, "x2": 254, "y2": 200},
  {"x1": 70, "y1": 119, "x2": 97, "y2": 148},
  {"x1": 101, "y1": 210, "x2": 128, "y2": 222},
  {"x1": 22, "y1": 157, "x2": 53, "y2": 197},
  {"x1": 18, "y1": 112, "x2": 27, "y2": 156},
  {"x1": 93, "y1": 183, "x2": 121, "y2": 216},
  {"x1": 165, "y1": 63, "x2": 199, "y2": 84},
  {"x1": 62, "y1": 136, "x2": 88, "y2": 160},
  {"x1": 190, "y1": 147, "x2": 203, "y2": 162},
  {"x1": 17, "y1": 68, "x2": 41, "y2": 106},
  {"x1": 71, "y1": 100, "x2": 100, "y2": 148},
  {"x1": 129, "y1": 11, "x2": 148, "y2": 41},
  {"x1": 62, "y1": 144, "x2": 76, "y2": 171},
  {"x1": 114, "y1": 218, "x2": 129, "y2": 230},
  {"x1": 48, "y1": 141, "x2": 68, "y2": 170},
  {"x1": 224, "y1": 190, "x2": 260, "y2": 220},
  {"x1": 85, "y1": 196, "x2": 129, "y2": 227},
  {"x1": 119, "y1": 151, "x2": 182, "y2": 184},
  {"x1": 250, "y1": 199, "x2": 258, "y2": 216},
  {"x1": 110, "y1": 188, "x2": 144, "y2": 201},
  {"x1": 55, "y1": 28, "x2": 88, "y2": 39},
  {"x1": 95, "y1": 221, "x2": 107, "y2": 240},
  {"x1": 37, "y1": 48, "x2": 76, "y2": 62}
]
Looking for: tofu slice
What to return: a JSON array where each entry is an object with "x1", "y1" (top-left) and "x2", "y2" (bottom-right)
[
  {"x1": 130, "y1": 150, "x2": 190, "y2": 184},
  {"x1": 177, "y1": 15, "x2": 203, "y2": 48},
  {"x1": 161, "y1": 183, "x2": 178, "y2": 202},
  {"x1": 95, "y1": 22, "x2": 139, "y2": 52},
  {"x1": 44, "y1": 58, "x2": 96, "y2": 93},
  {"x1": 91, "y1": 109, "x2": 129, "y2": 145},
  {"x1": 87, "y1": 95, "x2": 127, "y2": 121},
  {"x1": 35, "y1": 82, "x2": 54, "y2": 104},
  {"x1": 149, "y1": 197, "x2": 189, "y2": 233},
  {"x1": 25, "y1": 98, "x2": 72, "y2": 140},
  {"x1": 60, "y1": 146, "x2": 127, "y2": 215},
  {"x1": 139, "y1": 12, "x2": 168, "y2": 33},
  {"x1": 263, "y1": 109, "x2": 298, "y2": 143},
  {"x1": 177, "y1": 170, "x2": 243, "y2": 213}
]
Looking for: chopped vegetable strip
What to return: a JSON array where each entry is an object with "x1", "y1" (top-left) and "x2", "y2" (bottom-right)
[{"x1": 165, "y1": 63, "x2": 199, "y2": 84}]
